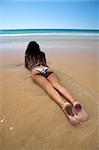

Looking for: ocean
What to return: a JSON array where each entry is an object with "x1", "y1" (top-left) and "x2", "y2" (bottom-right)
[{"x1": 0, "y1": 29, "x2": 99, "y2": 35}]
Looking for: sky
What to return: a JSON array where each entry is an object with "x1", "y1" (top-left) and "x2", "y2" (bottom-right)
[{"x1": 0, "y1": 0, "x2": 98, "y2": 30}]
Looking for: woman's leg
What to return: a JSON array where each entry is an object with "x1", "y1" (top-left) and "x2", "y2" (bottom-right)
[
  {"x1": 47, "y1": 73, "x2": 75, "y2": 105},
  {"x1": 32, "y1": 74, "x2": 66, "y2": 109},
  {"x1": 47, "y1": 72, "x2": 89, "y2": 123},
  {"x1": 31, "y1": 72, "x2": 80, "y2": 125}
]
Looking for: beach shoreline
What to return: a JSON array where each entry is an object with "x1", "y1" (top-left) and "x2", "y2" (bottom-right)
[
  {"x1": 0, "y1": 33, "x2": 98, "y2": 97},
  {"x1": 0, "y1": 34, "x2": 98, "y2": 149}
]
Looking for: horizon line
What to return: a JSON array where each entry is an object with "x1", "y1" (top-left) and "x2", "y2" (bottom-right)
[{"x1": 0, "y1": 28, "x2": 99, "y2": 31}]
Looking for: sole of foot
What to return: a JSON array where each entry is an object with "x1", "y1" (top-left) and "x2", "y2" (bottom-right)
[
  {"x1": 73, "y1": 102, "x2": 89, "y2": 122},
  {"x1": 63, "y1": 102, "x2": 80, "y2": 126}
]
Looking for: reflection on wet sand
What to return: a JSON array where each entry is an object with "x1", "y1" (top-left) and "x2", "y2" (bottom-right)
[{"x1": 0, "y1": 35, "x2": 98, "y2": 150}]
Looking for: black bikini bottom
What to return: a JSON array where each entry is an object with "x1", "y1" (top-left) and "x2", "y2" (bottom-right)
[{"x1": 38, "y1": 71, "x2": 53, "y2": 79}]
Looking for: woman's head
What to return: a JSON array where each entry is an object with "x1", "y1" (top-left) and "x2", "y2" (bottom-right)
[{"x1": 25, "y1": 41, "x2": 40, "y2": 55}]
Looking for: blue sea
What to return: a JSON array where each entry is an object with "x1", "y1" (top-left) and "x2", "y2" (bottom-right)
[
  {"x1": 0, "y1": 29, "x2": 99, "y2": 35},
  {"x1": 0, "y1": 28, "x2": 98, "y2": 50}
]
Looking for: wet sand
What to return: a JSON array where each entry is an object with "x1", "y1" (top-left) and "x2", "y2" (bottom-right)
[{"x1": 0, "y1": 34, "x2": 99, "y2": 150}]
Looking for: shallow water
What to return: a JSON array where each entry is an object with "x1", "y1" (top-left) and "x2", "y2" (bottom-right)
[{"x1": 0, "y1": 34, "x2": 98, "y2": 150}]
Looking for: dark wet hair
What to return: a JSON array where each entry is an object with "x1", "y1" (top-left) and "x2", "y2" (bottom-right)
[
  {"x1": 25, "y1": 41, "x2": 41, "y2": 56},
  {"x1": 25, "y1": 41, "x2": 47, "y2": 69}
]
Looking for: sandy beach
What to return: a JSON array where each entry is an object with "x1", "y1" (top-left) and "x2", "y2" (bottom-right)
[{"x1": 0, "y1": 34, "x2": 99, "y2": 150}]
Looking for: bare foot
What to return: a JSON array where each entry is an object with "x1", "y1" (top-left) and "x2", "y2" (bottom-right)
[
  {"x1": 62, "y1": 102, "x2": 80, "y2": 126},
  {"x1": 73, "y1": 102, "x2": 89, "y2": 122}
]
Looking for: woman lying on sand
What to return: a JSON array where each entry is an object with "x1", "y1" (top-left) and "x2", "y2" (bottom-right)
[{"x1": 25, "y1": 41, "x2": 89, "y2": 126}]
